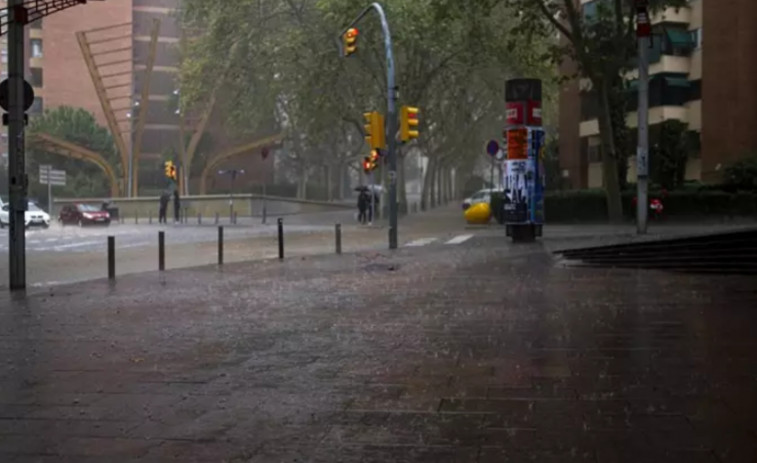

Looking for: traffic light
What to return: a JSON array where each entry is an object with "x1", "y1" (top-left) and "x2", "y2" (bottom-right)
[
  {"x1": 164, "y1": 160, "x2": 177, "y2": 180},
  {"x1": 343, "y1": 27, "x2": 359, "y2": 57},
  {"x1": 363, "y1": 111, "x2": 386, "y2": 150},
  {"x1": 400, "y1": 105, "x2": 419, "y2": 142},
  {"x1": 362, "y1": 149, "x2": 382, "y2": 174}
]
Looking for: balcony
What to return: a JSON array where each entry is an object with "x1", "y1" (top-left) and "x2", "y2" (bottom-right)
[
  {"x1": 651, "y1": 6, "x2": 691, "y2": 25},
  {"x1": 626, "y1": 106, "x2": 689, "y2": 128},
  {"x1": 580, "y1": 107, "x2": 690, "y2": 137}
]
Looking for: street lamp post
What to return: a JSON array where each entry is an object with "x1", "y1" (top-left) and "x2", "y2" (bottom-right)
[
  {"x1": 338, "y1": 3, "x2": 399, "y2": 249},
  {"x1": 218, "y1": 169, "x2": 244, "y2": 221},
  {"x1": 636, "y1": 0, "x2": 651, "y2": 235}
]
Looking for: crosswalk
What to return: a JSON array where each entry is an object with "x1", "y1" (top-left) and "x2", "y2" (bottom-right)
[{"x1": 404, "y1": 234, "x2": 474, "y2": 248}]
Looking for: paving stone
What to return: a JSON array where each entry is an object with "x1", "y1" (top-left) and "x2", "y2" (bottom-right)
[{"x1": 0, "y1": 225, "x2": 755, "y2": 461}]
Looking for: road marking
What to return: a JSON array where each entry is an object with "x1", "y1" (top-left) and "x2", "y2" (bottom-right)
[
  {"x1": 404, "y1": 237, "x2": 438, "y2": 247},
  {"x1": 445, "y1": 234, "x2": 474, "y2": 245}
]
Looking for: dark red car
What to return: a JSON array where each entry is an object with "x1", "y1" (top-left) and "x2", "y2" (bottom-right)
[{"x1": 59, "y1": 203, "x2": 111, "y2": 227}]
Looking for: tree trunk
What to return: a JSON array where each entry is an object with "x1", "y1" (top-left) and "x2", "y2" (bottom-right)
[
  {"x1": 337, "y1": 163, "x2": 345, "y2": 200},
  {"x1": 597, "y1": 79, "x2": 624, "y2": 223},
  {"x1": 441, "y1": 165, "x2": 448, "y2": 204},
  {"x1": 398, "y1": 153, "x2": 407, "y2": 215},
  {"x1": 325, "y1": 165, "x2": 333, "y2": 201},
  {"x1": 429, "y1": 160, "x2": 437, "y2": 209},
  {"x1": 421, "y1": 156, "x2": 434, "y2": 211}
]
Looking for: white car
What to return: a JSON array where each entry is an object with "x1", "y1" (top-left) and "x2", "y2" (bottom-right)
[
  {"x1": 0, "y1": 201, "x2": 51, "y2": 229},
  {"x1": 462, "y1": 188, "x2": 504, "y2": 210}
]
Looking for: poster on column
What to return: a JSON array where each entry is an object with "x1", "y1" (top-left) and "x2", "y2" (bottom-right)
[{"x1": 503, "y1": 159, "x2": 532, "y2": 223}]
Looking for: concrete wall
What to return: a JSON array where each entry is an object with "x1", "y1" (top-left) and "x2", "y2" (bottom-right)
[{"x1": 53, "y1": 194, "x2": 352, "y2": 219}]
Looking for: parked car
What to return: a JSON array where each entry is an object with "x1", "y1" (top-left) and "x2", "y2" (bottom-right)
[
  {"x1": 0, "y1": 201, "x2": 51, "y2": 229},
  {"x1": 59, "y1": 203, "x2": 111, "y2": 227},
  {"x1": 462, "y1": 188, "x2": 504, "y2": 211}
]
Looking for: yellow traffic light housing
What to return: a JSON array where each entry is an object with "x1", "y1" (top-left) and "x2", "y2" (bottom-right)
[
  {"x1": 363, "y1": 111, "x2": 386, "y2": 150},
  {"x1": 164, "y1": 160, "x2": 177, "y2": 180},
  {"x1": 400, "y1": 105, "x2": 420, "y2": 142},
  {"x1": 343, "y1": 28, "x2": 359, "y2": 57}
]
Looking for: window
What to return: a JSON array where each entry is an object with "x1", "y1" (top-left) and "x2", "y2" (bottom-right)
[
  {"x1": 691, "y1": 28, "x2": 702, "y2": 48},
  {"x1": 30, "y1": 67, "x2": 42, "y2": 87},
  {"x1": 30, "y1": 19, "x2": 42, "y2": 30},
  {"x1": 1, "y1": 49, "x2": 7, "y2": 64},
  {"x1": 30, "y1": 97, "x2": 43, "y2": 114},
  {"x1": 31, "y1": 39, "x2": 42, "y2": 58},
  {"x1": 689, "y1": 79, "x2": 701, "y2": 101}
]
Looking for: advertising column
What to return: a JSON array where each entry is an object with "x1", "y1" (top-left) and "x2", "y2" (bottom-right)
[{"x1": 502, "y1": 79, "x2": 545, "y2": 242}]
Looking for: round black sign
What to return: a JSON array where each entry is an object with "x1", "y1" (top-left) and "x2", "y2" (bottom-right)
[{"x1": 0, "y1": 79, "x2": 35, "y2": 112}]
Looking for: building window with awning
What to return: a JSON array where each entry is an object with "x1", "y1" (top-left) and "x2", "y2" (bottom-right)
[
  {"x1": 664, "y1": 27, "x2": 695, "y2": 56},
  {"x1": 625, "y1": 74, "x2": 692, "y2": 108}
]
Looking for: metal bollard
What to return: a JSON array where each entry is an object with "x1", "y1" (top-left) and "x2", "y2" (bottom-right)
[
  {"x1": 198, "y1": 213, "x2": 202, "y2": 225},
  {"x1": 107, "y1": 236, "x2": 115, "y2": 280},
  {"x1": 135, "y1": 211, "x2": 138, "y2": 225},
  {"x1": 119, "y1": 215, "x2": 124, "y2": 224},
  {"x1": 335, "y1": 223, "x2": 342, "y2": 255},
  {"x1": 215, "y1": 212, "x2": 219, "y2": 225},
  {"x1": 233, "y1": 211, "x2": 238, "y2": 225},
  {"x1": 218, "y1": 226, "x2": 224, "y2": 266},
  {"x1": 277, "y1": 218, "x2": 284, "y2": 260},
  {"x1": 158, "y1": 231, "x2": 165, "y2": 271},
  {"x1": 149, "y1": 211, "x2": 152, "y2": 224},
  {"x1": 183, "y1": 208, "x2": 188, "y2": 224}
]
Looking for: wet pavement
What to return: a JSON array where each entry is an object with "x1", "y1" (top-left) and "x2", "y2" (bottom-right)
[{"x1": 1, "y1": 217, "x2": 756, "y2": 461}]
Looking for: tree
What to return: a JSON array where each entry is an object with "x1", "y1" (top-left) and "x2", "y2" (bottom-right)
[
  {"x1": 507, "y1": 0, "x2": 686, "y2": 222},
  {"x1": 27, "y1": 106, "x2": 120, "y2": 203},
  {"x1": 177, "y1": 0, "x2": 555, "y2": 206},
  {"x1": 650, "y1": 120, "x2": 689, "y2": 190}
]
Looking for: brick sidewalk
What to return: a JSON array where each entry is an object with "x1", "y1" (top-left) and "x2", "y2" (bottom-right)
[{"x1": 1, "y1": 234, "x2": 756, "y2": 462}]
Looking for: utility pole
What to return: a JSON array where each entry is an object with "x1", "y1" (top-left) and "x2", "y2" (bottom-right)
[
  {"x1": 8, "y1": 0, "x2": 26, "y2": 291},
  {"x1": 636, "y1": 0, "x2": 650, "y2": 235}
]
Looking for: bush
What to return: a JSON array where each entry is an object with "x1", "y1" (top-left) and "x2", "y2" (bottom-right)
[
  {"x1": 723, "y1": 154, "x2": 757, "y2": 192},
  {"x1": 541, "y1": 189, "x2": 757, "y2": 222}
]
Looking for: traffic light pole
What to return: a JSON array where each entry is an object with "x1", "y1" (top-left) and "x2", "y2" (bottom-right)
[
  {"x1": 8, "y1": 0, "x2": 27, "y2": 291},
  {"x1": 340, "y1": 3, "x2": 398, "y2": 249}
]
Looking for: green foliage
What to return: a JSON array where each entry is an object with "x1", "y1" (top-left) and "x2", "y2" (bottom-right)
[
  {"x1": 651, "y1": 120, "x2": 690, "y2": 191},
  {"x1": 723, "y1": 154, "x2": 757, "y2": 192},
  {"x1": 543, "y1": 189, "x2": 757, "y2": 222},
  {"x1": 27, "y1": 106, "x2": 119, "y2": 202},
  {"x1": 177, "y1": 0, "x2": 558, "y2": 191},
  {"x1": 505, "y1": 0, "x2": 687, "y2": 221}
]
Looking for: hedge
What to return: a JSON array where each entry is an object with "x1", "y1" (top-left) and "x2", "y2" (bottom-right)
[{"x1": 491, "y1": 189, "x2": 757, "y2": 223}]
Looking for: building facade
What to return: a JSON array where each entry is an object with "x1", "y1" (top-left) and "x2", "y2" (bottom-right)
[{"x1": 558, "y1": 0, "x2": 757, "y2": 189}]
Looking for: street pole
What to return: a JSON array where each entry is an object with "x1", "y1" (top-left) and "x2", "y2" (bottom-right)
[
  {"x1": 8, "y1": 0, "x2": 26, "y2": 291},
  {"x1": 636, "y1": 2, "x2": 650, "y2": 235},
  {"x1": 490, "y1": 157, "x2": 494, "y2": 189},
  {"x1": 262, "y1": 180, "x2": 267, "y2": 224},
  {"x1": 47, "y1": 169, "x2": 51, "y2": 214},
  {"x1": 339, "y1": 3, "x2": 398, "y2": 249},
  {"x1": 370, "y1": 170, "x2": 376, "y2": 224}
]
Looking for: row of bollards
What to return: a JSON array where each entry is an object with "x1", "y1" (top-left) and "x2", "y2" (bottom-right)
[{"x1": 107, "y1": 219, "x2": 344, "y2": 280}]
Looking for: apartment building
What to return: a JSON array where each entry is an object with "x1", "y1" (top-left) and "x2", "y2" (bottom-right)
[
  {"x1": 558, "y1": 0, "x2": 757, "y2": 188},
  {"x1": 1, "y1": 0, "x2": 181, "y2": 192}
]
